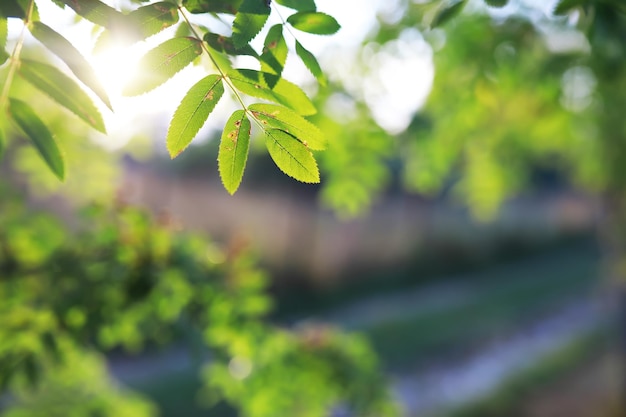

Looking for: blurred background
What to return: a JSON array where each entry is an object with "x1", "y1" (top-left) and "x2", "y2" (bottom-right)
[{"x1": 1, "y1": 0, "x2": 625, "y2": 416}]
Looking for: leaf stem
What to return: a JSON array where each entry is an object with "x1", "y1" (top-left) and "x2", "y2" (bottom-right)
[
  {"x1": 0, "y1": 0, "x2": 35, "y2": 111},
  {"x1": 178, "y1": 6, "x2": 268, "y2": 131}
]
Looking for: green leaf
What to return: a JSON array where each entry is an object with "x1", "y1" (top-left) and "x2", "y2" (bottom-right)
[
  {"x1": 19, "y1": 59, "x2": 106, "y2": 133},
  {"x1": 274, "y1": 0, "x2": 316, "y2": 12},
  {"x1": 183, "y1": 0, "x2": 243, "y2": 14},
  {"x1": 0, "y1": 18, "x2": 8, "y2": 66},
  {"x1": 29, "y1": 21, "x2": 112, "y2": 110},
  {"x1": 265, "y1": 129, "x2": 319, "y2": 183},
  {"x1": 204, "y1": 33, "x2": 259, "y2": 57},
  {"x1": 166, "y1": 74, "x2": 224, "y2": 158},
  {"x1": 287, "y1": 12, "x2": 340, "y2": 35},
  {"x1": 123, "y1": 37, "x2": 203, "y2": 96},
  {"x1": 218, "y1": 110, "x2": 250, "y2": 194},
  {"x1": 249, "y1": 103, "x2": 325, "y2": 150},
  {"x1": 431, "y1": 0, "x2": 466, "y2": 28},
  {"x1": 96, "y1": 2, "x2": 179, "y2": 49},
  {"x1": 0, "y1": 0, "x2": 25, "y2": 18},
  {"x1": 9, "y1": 98, "x2": 65, "y2": 180},
  {"x1": 232, "y1": 0, "x2": 270, "y2": 48},
  {"x1": 484, "y1": 0, "x2": 508, "y2": 7},
  {"x1": 295, "y1": 40, "x2": 325, "y2": 86},
  {"x1": 553, "y1": 0, "x2": 587, "y2": 14},
  {"x1": 229, "y1": 69, "x2": 316, "y2": 115},
  {"x1": 57, "y1": 0, "x2": 125, "y2": 28},
  {"x1": 260, "y1": 24, "x2": 287, "y2": 87}
]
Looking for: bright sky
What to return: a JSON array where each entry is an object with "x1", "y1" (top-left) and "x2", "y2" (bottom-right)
[{"x1": 17, "y1": 0, "x2": 435, "y2": 151}]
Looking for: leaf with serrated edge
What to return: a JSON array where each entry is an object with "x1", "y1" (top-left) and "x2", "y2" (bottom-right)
[
  {"x1": 274, "y1": 0, "x2": 316, "y2": 11},
  {"x1": 9, "y1": 98, "x2": 65, "y2": 180},
  {"x1": 232, "y1": 0, "x2": 270, "y2": 48},
  {"x1": 167, "y1": 75, "x2": 224, "y2": 158},
  {"x1": 265, "y1": 129, "x2": 319, "y2": 183},
  {"x1": 20, "y1": 59, "x2": 106, "y2": 133},
  {"x1": 204, "y1": 33, "x2": 258, "y2": 57},
  {"x1": 229, "y1": 69, "x2": 316, "y2": 115},
  {"x1": 58, "y1": 0, "x2": 124, "y2": 28},
  {"x1": 295, "y1": 41, "x2": 325, "y2": 86},
  {"x1": 287, "y1": 12, "x2": 340, "y2": 35},
  {"x1": 250, "y1": 103, "x2": 325, "y2": 150},
  {"x1": 123, "y1": 37, "x2": 203, "y2": 96},
  {"x1": 260, "y1": 24, "x2": 287, "y2": 88},
  {"x1": 29, "y1": 21, "x2": 111, "y2": 109},
  {"x1": 219, "y1": 110, "x2": 250, "y2": 194}
]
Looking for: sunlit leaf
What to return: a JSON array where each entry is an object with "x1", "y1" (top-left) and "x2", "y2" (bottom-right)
[
  {"x1": 295, "y1": 40, "x2": 325, "y2": 86},
  {"x1": 260, "y1": 24, "x2": 287, "y2": 87},
  {"x1": 265, "y1": 129, "x2": 319, "y2": 183},
  {"x1": 96, "y1": 1, "x2": 179, "y2": 49},
  {"x1": 274, "y1": 0, "x2": 316, "y2": 12},
  {"x1": 232, "y1": 0, "x2": 270, "y2": 48},
  {"x1": 286, "y1": 12, "x2": 340, "y2": 35},
  {"x1": 229, "y1": 69, "x2": 316, "y2": 115},
  {"x1": 0, "y1": 0, "x2": 25, "y2": 18},
  {"x1": 204, "y1": 33, "x2": 258, "y2": 57},
  {"x1": 249, "y1": 103, "x2": 325, "y2": 150},
  {"x1": 218, "y1": 110, "x2": 250, "y2": 194},
  {"x1": 123, "y1": 37, "x2": 203, "y2": 96},
  {"x1": 57, "y1": 0, "x2": 124, "y2": 28},
  {"x1": 9, "y1": 98, "x2": 65, "y2": 180},
  {"x1": 431, "y1": 0, "x2": 466, "y2": 28},
  {"x1": 0, "y1": 18, "x2": 8, "y2": 66},
  {"x1": 183, "y1": 0, "x2": 242, "y2": 14},
  {"x1": 19, "y1": 59, "x2": 106, "y2": 133},
  {"x1": 166, "y1": 74, "x2": 224, "y2": 158},
  {"x1": 29, "y1": 21, "x2": 112, "y2": 109}
]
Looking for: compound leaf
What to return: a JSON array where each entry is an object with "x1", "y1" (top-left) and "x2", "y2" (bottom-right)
[
  {"x1": 123, "y1": 37, "x2": 203, "y2": 96},
  {"x1": 29, "y1": 21, "x2": 112, "y2": 109},
  {"x1": 167, "y1": 74, "x2": 224, "y2": 158},
  {"x1": 265, "y1": 129, "x2": 319, "y2": 183},
  {"x1": 218, "y1": 110, "x2": 250, "y2": 194},
  {"x1": 19, "y1": 59, "x2": 106, "y2": 133},
  {"x1": 249, "y1": 103, "x2": 325, "y2": 150},
  {"x1": 9, "y1": 98, "x2": 65, "y2": 180}
]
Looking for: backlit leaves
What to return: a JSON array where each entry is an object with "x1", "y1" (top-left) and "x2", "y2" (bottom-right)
[
  {"x1": 57, "y1": 0, "x2": 124, "y2": 29},
  {"x1": 274, "y1": 0, "x2": 316, "y2": 12},
  {"x1": 166, "y1": 75, "x2": 224, "y2": 158},
  {"x1": 123, "y1": 37, "x2": 203, "y2": 96},
  {"x1": 182, "y1": 0, "x2": 243, "y2": 14},
  {"x1": 260, "y1": 24, "x2": 288, "y2": 87},
  {"x1": 9, "y1": 99, "x2": 65, "y2": 180},
  {"x1": 232, "y1": 0, "x2": 270, "y2": 48},
  {"x1": 219, "y1": 110, "x2": 251, "y2": 194},
  {"x1": 295, "y1": 41, "x2": 325, "y2": 86},
  {"x1": 29, "y1": 21, "x2": 112, "y2": 109},
  {"x1": 249, "y1": 103, "x2": 325, "y2": 150},
  {"x1": 204, "y1": 33, "x2": 258, "y2": 57},
  {"x1": 265, "y1": 129, "x2": 320, "y2": 183},
  {"x1": 19, "y1": 59, "x2": 106, "y2": 133},
  {"x1": 287, "y1": 12, "x2": 340, "y2": 35},
  {"x1": 229, "y1": 69, "x2": 317, "y2": 115}
]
